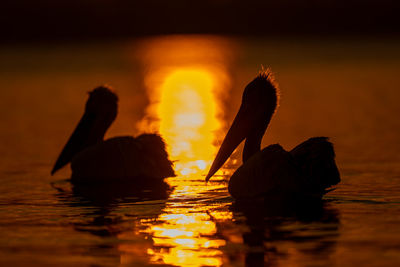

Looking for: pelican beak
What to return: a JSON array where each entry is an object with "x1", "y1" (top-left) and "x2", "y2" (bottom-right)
[
  {"x1": 205, "y1": 105, "x2": 254, "y2": 182},
  {"x1": 51, "y1": 86, "x2": 118, "y2": 175},
  {"x1": 205, "y1": 72, "x2": 278, "y2": 182},
  {"x1": 51, "y1": 112, "x2": 98, "y2": 175}
]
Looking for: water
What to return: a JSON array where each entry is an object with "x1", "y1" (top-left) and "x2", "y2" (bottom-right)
[{"x1": 0, "y1": 36, "x2": 400, "y2": 266}]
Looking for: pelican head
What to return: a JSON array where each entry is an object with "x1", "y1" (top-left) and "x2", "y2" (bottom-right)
[
  {"x1": 206, "y1": 71, "x2": 279, "y2": 181},
  {"x1": 51, "y1": 86, "x2": 118, "y2": 175}
]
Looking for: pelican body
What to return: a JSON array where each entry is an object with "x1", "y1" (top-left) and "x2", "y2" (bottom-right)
[
  {"x1": 205, "y1": 71, "x2": 340, "y2": 200},
  {"x1": 51, "y1": 86, "x2": 175, "y2": 185}
]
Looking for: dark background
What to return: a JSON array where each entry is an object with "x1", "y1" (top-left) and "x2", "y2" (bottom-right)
[{"x1": 2, "y1": 0, "x2": 399, "y2": 42}]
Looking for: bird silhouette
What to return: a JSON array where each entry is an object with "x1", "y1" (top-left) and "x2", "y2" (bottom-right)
[
  {"x1": 205, "y1": 71, "x2": 340, "y2": 200},
  {"x1": 51, "y1": 86, "x2": 175, "y2": 186}
]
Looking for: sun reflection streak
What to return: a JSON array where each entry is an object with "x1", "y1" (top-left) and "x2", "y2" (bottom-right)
[
  {"x1": 141, "y1": 211, "x2": 227, "y2": 267},
  {"x1": 131, "y1": 35, "x2": 236, "y2": 267},
  {"x1": 157, "y1": 68, "x2": 221, "y2": 176},
  {"x1": 138, "y1": 64, "x2": 230, "y2": 177}
]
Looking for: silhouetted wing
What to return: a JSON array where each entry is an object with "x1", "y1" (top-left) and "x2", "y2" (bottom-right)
[
  {"x1": 228, "y1": 144, "x2": 302, "y2": 199},
  {"x1": 290, "y1": 137, "x2": 340, "y2": 193},
  {"x1": 70, "y1": 136, "x2": 174, "y2": 184}
]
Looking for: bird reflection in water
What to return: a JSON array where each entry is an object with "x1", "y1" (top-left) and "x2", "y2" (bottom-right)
[
  {"x1": 210, "y1": 199, "x2": 340, "y2": 267},
  {"x1": 53, "y1": 180, "x2": 169, "y2": 267}
]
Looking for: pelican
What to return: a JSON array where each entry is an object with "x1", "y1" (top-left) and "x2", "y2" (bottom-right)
[
  {"x1": 205, "y1": 71, "x2": 340, "y2": 200},
  {"x1": 51, "y1": 86, "x2": 175, "y2": 185}
]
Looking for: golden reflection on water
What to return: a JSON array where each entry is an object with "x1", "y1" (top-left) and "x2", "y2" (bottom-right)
[
  {"x1": 133, "y1": 36, "x2": 235, "y2": 267},
  {"x1": 157, "y1": 68, "x2": 220, "y2": 176},
  {"x1": 144, "y1": 212, "x2": 225, "y2": 266}
]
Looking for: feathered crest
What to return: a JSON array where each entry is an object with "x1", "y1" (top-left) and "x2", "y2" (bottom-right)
[{"x1": 257, "y1": 67, "x2": 280, "y2": 109}]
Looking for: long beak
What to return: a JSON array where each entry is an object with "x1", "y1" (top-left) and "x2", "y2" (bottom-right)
[
  {"x1": 205, "y1": 106, "x2": 254, "y2": 182},
  {"x1": 51, "y1": 112, "x2": 97, "y2": 175}
]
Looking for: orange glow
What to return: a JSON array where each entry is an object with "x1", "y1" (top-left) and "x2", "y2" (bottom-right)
[
  {"x1": 141, "y1": 212, "x2": 226, "y2": 267},
  {"x1": 157, "y1": 69, "x2": 221, "y2": 175},
  {"x1": 136, "y1": 35, "x2": 233, "y2": 177},
  {"x1": 132, "y1": 35, "x2": 235, "y2": 267}
]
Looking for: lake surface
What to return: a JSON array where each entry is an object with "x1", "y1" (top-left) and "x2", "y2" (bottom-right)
[{"x1": 0, "y1": 35, "x2": 399, "y2": 266}]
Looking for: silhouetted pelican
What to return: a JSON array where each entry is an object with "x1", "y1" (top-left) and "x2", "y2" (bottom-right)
[
  {"x1": 205, "y1": 71, "x2": 340, "y2": 200},
  {"x1": 51, "y1": 86, "x2": 175, "y2": 185}
]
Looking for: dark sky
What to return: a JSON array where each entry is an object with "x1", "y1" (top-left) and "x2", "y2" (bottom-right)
[{"x1": 2, "y1": 0, "x2": 399, "y2": 42}]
